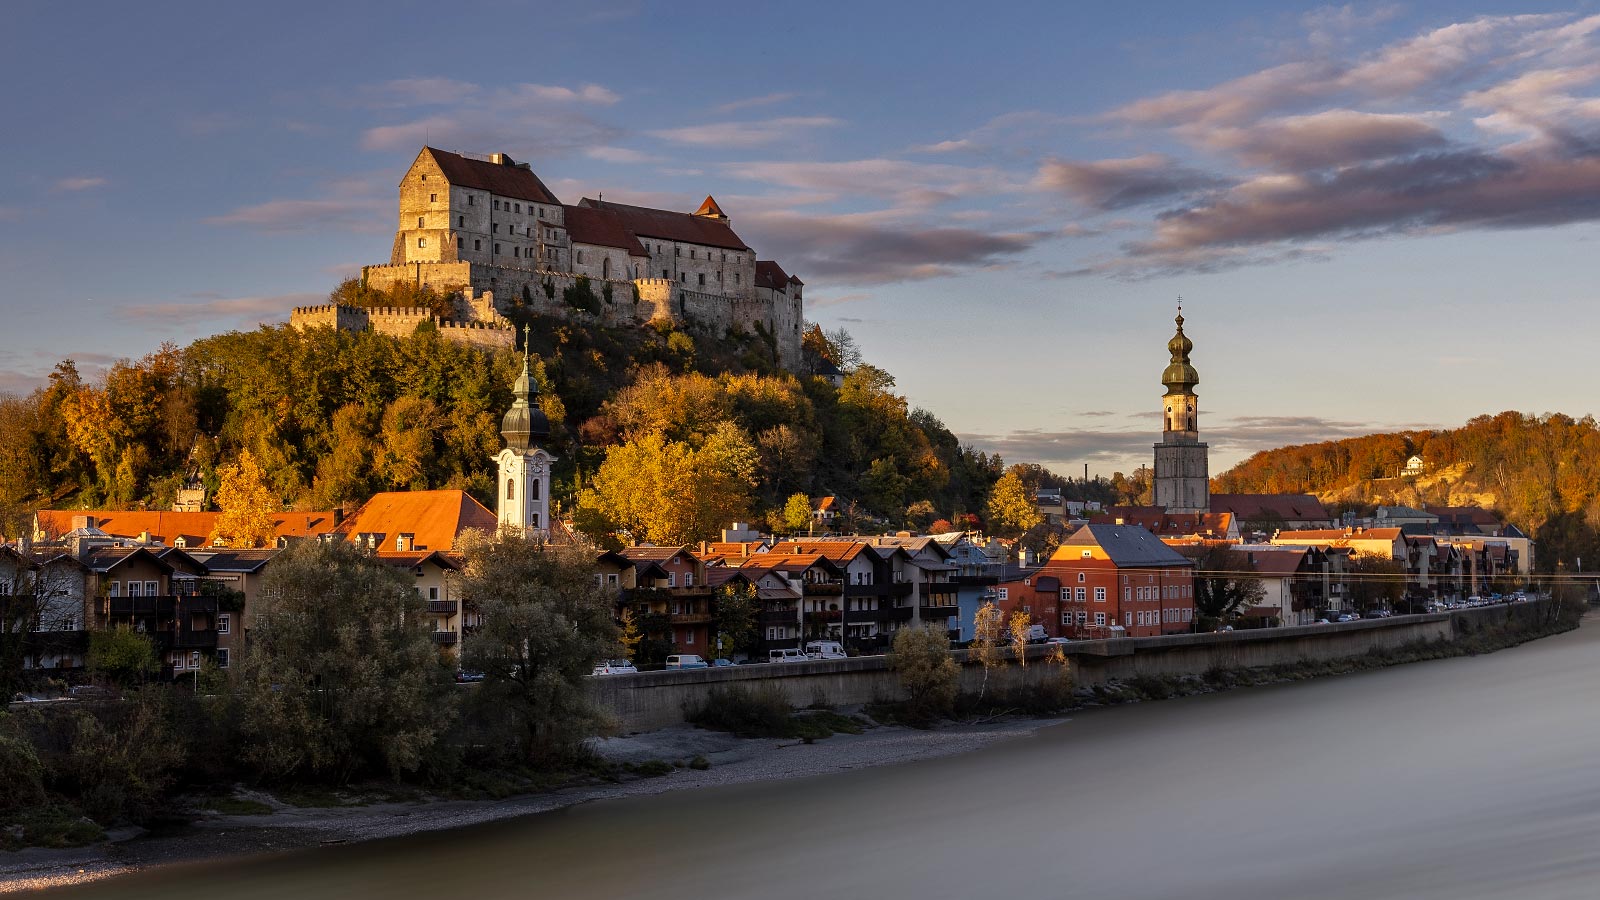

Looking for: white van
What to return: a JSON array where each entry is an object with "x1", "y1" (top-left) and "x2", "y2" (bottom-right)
[
  {"x1": 804, "y1": 640, "x2": 848, "y2": 660},
  {"x1": 769, "y1": 648, "x2": 808, "y2": 664},
  {"x1": 665, "y1": 654, "x2": 709, "y2": 669}
]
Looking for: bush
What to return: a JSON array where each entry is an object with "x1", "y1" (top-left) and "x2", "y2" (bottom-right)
[
  {"x1": 687, "y1": 684, "x2": 795, "y2": 738},
  {"x1": 890, "y1": 625, "x2": 959, "y2": 723},
  {"x1": 0, "y1": 715, "x2": 46, "y2": 813},
  {"x1": 47, "y1": 690, "x2": 186, "y2": 825}
]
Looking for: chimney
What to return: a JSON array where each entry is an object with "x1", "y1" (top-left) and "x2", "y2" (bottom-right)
[
  {"x1": 138, "y1": 530, "x2": 151, "y2": 545},
  {"x1": 333, "y1": 507, "x2": 345, "y2": 526}
]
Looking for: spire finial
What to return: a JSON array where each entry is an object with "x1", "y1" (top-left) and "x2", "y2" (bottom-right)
[{"x1": 521, "y1": 323, "x2": 531, "y2": 372}]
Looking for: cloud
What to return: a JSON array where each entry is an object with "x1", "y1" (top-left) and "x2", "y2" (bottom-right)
[
  {"x1": 359, "y1": 79, "x2": 624, "y2": 157},
  {"x1": 649, "y1": 116, "x2": 842, "y2": 148},
  {"x1": 54, "y1": 176, "x2": 107, "y2": 192},
  {"x1": 741, "y1": 210, "x2": 1046, "y2": 284},
  {"x1": 1035, "y1": 154, "x2": 1229, "y2": 210},
  {"x1": 204, "y1": 178, "x2": 387, "y2": 233},
  {"x1": 0, "y1": 206, "x2": 20, "y2": 221},
  {"x1": 1205, "y1": 415, "x2": 1386, "y2": 452},
  {"x1": 958, "y1": 428, "x2": 1154, "y2": 466},
  {"x1": 907, "y1": 139, "x2": 975, "y2": 154},
  {"x1": 724, "y1": 158, "x2": 1019, "y2": 207},
  {"x1": 1201, "y1": 110, "x2": 1450, "y2": 170},
  {"x1": 715, "y1": 92, "x2": 798, "y2": 113},
  {"x1": 807, "y1": 292, "x2": 873, "y2": 308},
  {"x1": 114, "y1": 293, "x2": 318, "y2": 328},
  {"x1": 586, "y1": 146, "x2": 662, "y2": 164}
]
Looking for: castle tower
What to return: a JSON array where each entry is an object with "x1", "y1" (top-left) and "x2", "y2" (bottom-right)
[
  {"x1": 1153, "y1": 306, "x2": 1209, "y2": 514},
  {"x1": 496, "y1": 326, "x2": 556, "y2": 534}
]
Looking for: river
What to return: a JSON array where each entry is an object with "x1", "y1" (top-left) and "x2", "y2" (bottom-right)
[{"x1": 47, "y1": 614, "x2": 1600, "y2": 899}]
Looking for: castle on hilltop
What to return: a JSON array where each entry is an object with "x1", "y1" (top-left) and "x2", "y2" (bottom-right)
[{"x1": 292, "y1": 147, "x2": 805, "y2": 368}]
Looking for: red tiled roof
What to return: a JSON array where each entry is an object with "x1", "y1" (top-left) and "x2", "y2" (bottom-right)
[
  {"x1": 373, "y1": 550, "x2": 464, "y2": 571},
  {"x1": 562, "y1": 203, "x2": 649, "y2": 257},
  {"x1": 1210, "y1": 494, "x2": 1332, "y2": 522},
  {"x1": 755, "y1": 260, "x2": 791, "y2": 292},
  {"x1": 579, "y1": 198, "x2": 750, "y2": 251},
  {"x1": 423, "y1": 148, "x2": 560, "y2": 205},
  {"x1": 333, "y1": 490, "x2": 497, "y2": 551},
  {"x1": 35, "y1": 509, "x2": 339, "y2": 547},
  {"x1": 1245, "y1": 548, "x2": 1309, "y2": 577},
  {"x1": 694, "y1": 196, "x2": 726, "y2": 218}
]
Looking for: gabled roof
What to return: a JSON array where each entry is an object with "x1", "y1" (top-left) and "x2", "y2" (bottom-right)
[
  {"x1": 191, "y1": 549, "x2": 278, "y2": 574},
  {"x1": 422, "y1": 147, "x2": 561, "y2": 205},
  {"x1": 1210, "y1": 494, "x2": 1332, "y2": 522},
  {"x1": 1243, "y1": 547, "x2": 1310, "y2": 578},
  {"x1": 1061, "y1": 524, "x2": 1193, "y2": 568},
  {"x1": 579, "y1": 198, "x2": 751, "y2": 251},
  {"x1": 82, "y1": 546, "x2": 174, "y2": 574},
  {"x1": 694, "y1": 195, "x2": 726, "y2": 218},
  {"x1": 619, "y1": 545, "x2": 695, "y2": 564},
  {"x1": 333, "y1": 490, "x2": 498, "y2": 552},
  {"x1": 562, "y1": 203, "x2": 650, "y2": 257},
  {"x1": 754, "y1": 260, "x2": 791, "y2": 292},
  {"x1": 733, "y1": 553, "x2": 843, "y2": 577},
  {"x1": 769, "y1": 540, "x2": 868, "y2": 564},
  {"x1": 34, "y1": 509, "x2": 339, "y2": 547},
  {"x1": 374, "y1": 550, "x2": 464, "y2": 571},
  {"x1": 1277, "y1": 527, "x2": 1403, "y2": 543}
]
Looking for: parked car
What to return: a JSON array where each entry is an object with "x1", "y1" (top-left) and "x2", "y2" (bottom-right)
[
  {"x1": 1045, "y1": 636, "x2": 1073, "y2": 645},
  {"x1": 804, "y1": 640, "x2": 848, "y2": 660},
  {"x1": 591, "y1": 660, "x2": 638, "y2": 676},
  {"x1": 769, "y1": 648, "x2": 808, "y2": 664},
  {"x1": 1333, "y1": 613, "x2": 1357, "y2": 623},
  {"x1": 711, "y1": 658, "x2": 734, "y2": 668},
  {"x1": 665, "y1": 654, "x2": 709, "y2": 669}
]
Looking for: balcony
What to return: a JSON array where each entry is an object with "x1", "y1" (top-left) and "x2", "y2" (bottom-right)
[
  {"x1": 426, "y1": 600, "x2": 458, "y2": 615},
  {"x1": 805, "y1": 610, "x2": 842, "y2": 623},
  {"x1": 670, "y1": 612, "x2": 713, "y2": 625},
  {"x1": 803, "y1": 583, "x2": 843, "y2": 597},
  {"x1": 431, "y1": 631, "x2": 459, "y2": 646},
  {"x1": 759, "y1": 610, "x2": 799, "y2": 628},
  {"x1": 109, "y1": 595, "x2": 176, "y2": 617},
  {"x1": 924, "y1": 582, "x2": 960, "y2": 597},
  {"x1": 842, "y1": 581, "x2": 914, "y2": 599},
  {"x1": 874, "y1": 605, "x2": 915, "y2": 623},
  {"x1": 919, "y1": 602, "x2": 959, "y2": 617}
]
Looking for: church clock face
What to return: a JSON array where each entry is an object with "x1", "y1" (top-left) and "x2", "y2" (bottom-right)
[{"x1": 529, "y1": 456, "x2": 546, "y2": 476}]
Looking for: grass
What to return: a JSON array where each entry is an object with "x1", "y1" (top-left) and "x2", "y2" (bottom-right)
[
  {"x1": 0, "y1": 804, "x2": 105, "y2": 851},
  {"x1": 687, "y1": 684, "x2": 871, "y2": 740}
]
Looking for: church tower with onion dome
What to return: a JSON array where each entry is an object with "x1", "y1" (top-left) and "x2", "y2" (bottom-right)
[
  {"x1": 1153, "y1": 305, "x2": 1209, "y2": 514},
  {"x1": 496, "y1": 326, "x2": 556, "y2": 534}
]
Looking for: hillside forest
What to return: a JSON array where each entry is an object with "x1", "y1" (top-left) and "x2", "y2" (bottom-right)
[
  {"x1": 1215, "y1": 410, "x2": 1600, "y2": 571},
  {"x1": 0, "y1": 286, "x2": 1116, "y2": 545}
]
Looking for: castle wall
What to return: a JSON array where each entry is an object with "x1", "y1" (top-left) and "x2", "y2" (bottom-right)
[
  {"x1": 391, "y1": 151, "x2": 567, "y2": 271},
  {"x1": 634, "y1": 235, "x2": 754, "y2": 299}
]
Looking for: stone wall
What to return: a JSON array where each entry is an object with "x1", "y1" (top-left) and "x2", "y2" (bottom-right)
[{"x1": 588, "y1": 601, "x2": 1559, "y2": 732}]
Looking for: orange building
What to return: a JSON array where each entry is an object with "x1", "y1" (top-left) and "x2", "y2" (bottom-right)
[{"x1": 999, "y1": 523, "x2": 1196, "y2": 639}]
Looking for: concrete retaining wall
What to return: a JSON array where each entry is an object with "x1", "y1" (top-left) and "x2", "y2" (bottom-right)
[{"x1": 589, "y1": 601, "x2": 1556, "y2": 732}]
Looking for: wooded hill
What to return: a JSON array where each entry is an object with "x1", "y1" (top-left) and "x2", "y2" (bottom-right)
[
  {"x1": 1214, "y1": 410, "x2": 1600, "y2": 570},
  {"x1": 0, "y1": 304, "x2": 1007, "y2": 544}
]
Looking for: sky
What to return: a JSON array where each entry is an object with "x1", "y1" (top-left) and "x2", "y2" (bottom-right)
[{"x1": 3, "y1": 0, "x2": 1599, "y2": 478}]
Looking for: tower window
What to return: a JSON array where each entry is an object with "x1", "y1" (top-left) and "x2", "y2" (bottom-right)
[
  {"x1": 506, "y1": 478, "x2": 515, "y2": 501},
  {"x1": 430, "y1": 193, "x2": 437, "y2": 202},
  {"x1": 530, "y1": 478, "x2": 541, "y2": 500},
  {"x1": 467, "y1": 195, "x2": 474, "y2": 205},
  {"x1": 417, "y1": 217, "x2": 425, "y2": 228},
  {"x1": 418, "y1": 238, "x2": 427, "y2": 248}
]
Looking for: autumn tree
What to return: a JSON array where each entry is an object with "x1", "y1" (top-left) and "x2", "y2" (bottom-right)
[
  {"x1": 780, "y1": 493, "x2": 813, "y2": 535},
  {"x1": 890, "y1": 624, "x2": 959, "y2": 722},
  {"x1": 1008, "y1": 609, "x2": 1033, "y2": 667},
  {"x1": 210, "y1": 449, "x2": 278, "y2": 549},
  {"x1": 712, "y1": 582, "x2": 757, "y2": 661},
  {"x1": 986, "y1": 470, "x2": 1041, "y2": 540},
  {"x1": 1181, "y1": 543, "x2": 1265, "y2": 627},
  {"x1": 457, "y1": 531, "x2": 618, "y2": 764},
  {"x1": 577, "y1": 424, "x2": 759, "y2": 545},
  {"x1": 617, "y1": 607, "x2": 642, "y2": 661},
  {"x1": 234, "y1": 539, "x2": 454, "y2": 782},
  {"x1": 970, "y1": 601, "x2": 1006, "y2": 703}
]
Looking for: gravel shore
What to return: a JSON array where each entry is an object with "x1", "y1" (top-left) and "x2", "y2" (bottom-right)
[{"x1": 0, "y1": 714, "x2": 1062, "y2": 894}]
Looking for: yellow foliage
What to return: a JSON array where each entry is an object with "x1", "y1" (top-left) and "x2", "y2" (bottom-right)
[{"x1": 211, "y1": 449, "x2": 279, "y2": 549}]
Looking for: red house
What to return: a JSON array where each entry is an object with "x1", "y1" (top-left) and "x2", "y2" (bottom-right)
[{"x1": 1000, "y1": 524, "x2": 1195, "y2": 639}]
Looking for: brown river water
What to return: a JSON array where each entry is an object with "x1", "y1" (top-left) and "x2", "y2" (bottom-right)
[{"x1": 47, "y1": 614, "x2": 1600, "y2": 899}]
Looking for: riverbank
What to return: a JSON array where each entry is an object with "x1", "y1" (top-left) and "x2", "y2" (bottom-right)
[
  {"x1": 0, "y1": 715, "x2": 1061, "y2": 894},
  {"x1": 4, "y1": 601, "x2": 1582, "y2": 894}
]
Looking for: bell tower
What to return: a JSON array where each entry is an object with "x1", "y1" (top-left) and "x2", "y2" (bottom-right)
[
  {"x1": 1153, "y1": 304, "x2": 1209, "y2": 513},
  {"x1": 496, "y1": 325, "x2": 556, "y2": 534}
]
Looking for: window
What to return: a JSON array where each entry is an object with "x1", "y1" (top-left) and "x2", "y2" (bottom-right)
[
  {"x1": 1077, "y1": 612, "x2": 1087, "y2": 624},
  {"x1": 216, "y1": 648, "x2": 230, "y2": 668},
  {"x1": 662, "y1": 269, "x2": 669, "y2": 278},
  {"x1": 1126, "y1": 612, "x2": 1134, "y2": 626},
  {"x1": 467, "y1": 195, "x2": 475, "y2": 205},
  {"x1": 418, "y1": 238, "x2": 427, "y2": 248},
  {"x1": 668, "y1": 573, "x2": 677, "y2": 588},
  {"x1": 734, "y1": 273, "x2": 740, "y2": 284},
  {"x1": 1076, "y1": 587, "x2": 1086, "y2": 601},
  {"x1": 494, "y1": 243, "x2": 501, "y2": 254},
  {"x1": 606, "y1": 573, "x2": 618, "y2": 586},
  {"x1": 457, "y1": 238, "x2": 463, "y2": 249},
  {"x1": 428, "y1": 587, "x2": 439, "y2": 601},
  {"x1": 474, "y1": 240, "x2": 481, "y2": 251},
  {"x1": 457, "y1": 216, "x2": 463, "y2": 227},
  {"x1": 506, "y1": 478, "x2": 515, "y2": 501},
  {"x1": 685, "y1": 573, "x2": 694, "y2": 588},
  {"x1": 108, "y1": 581, "x2": 120, "y2": 597},
  {"x1": 1095, "y1": 612, "x2": 1106, "y2": 626},
  {"x1": 173, "y1": 653, "x2": 185, "y2": 670},
  {"x1": 493, "y1": 199, "x2": 500, "y2": 210},
  {"x1": 217, "y1": 614, "x2": 230, "y2": 635},
  {"x1": 493, "y1": 223, "x2": 499, "y2": 233},
  {"x1": 1124, "y1": 587, "x2": 1131, "y2": 601},
  {"x1": 1094, "y1": 587, "x2": 1106, "y2": 601},
  {"x1": 418, "y1": 217, "x2": 425, "y2": 228},
  {"x1": 429, "y1": 193, "x2": 437, "y2": 203},
  {"x1": 514, "y1": 247, "x2": 519, "y2": 257},
  {"x1": 514, "y1": 203, "x2": 521, "y2": 213},
  {"x1": 1060, "y1": 588, "x2": 1071, "y2": 601},
  {"x1": 530, "y1": 478, "x2": 541, "y2": 499},
  {"x1": 127, "y1": 581, "x2": 142, "y2": 597},
  {"x1": 1077, "y1": 572, "x2": 1086, "y2": 582},
  {"x1": 697, "y1": 273, "x2": 706, "y2": 286},
  {"x1": 1062, "y1": 613, "x2": 1072, "y2": 625},
  {"x1": 686, "y1": 631, "x2": 694, "y2": 644},
  {"x1": 531, "y1": 513, "x2": 539, "y2": 527},
  {"x1": 997, "y1": 588, "x2": 1008, "y2": 601}
]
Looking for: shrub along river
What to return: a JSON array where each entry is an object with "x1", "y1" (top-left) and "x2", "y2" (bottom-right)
[{"x1": 46, "y1": 613, "x2": 1600, "y2": 899}]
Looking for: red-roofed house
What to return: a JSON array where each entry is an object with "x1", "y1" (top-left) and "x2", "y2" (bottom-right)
[{"x1": 333, "y1": 490, "x2": 498, "y2": 553}]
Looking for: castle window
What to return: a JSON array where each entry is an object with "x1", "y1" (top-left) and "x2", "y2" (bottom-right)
[
  {"x1": 675, "y1": 247, "x2": 680, "y2": 257},
  {"x1": 457, "y1": 238, "x2": 463, "y2": 249},
  {"x1": 680, "y1": 272, "x2": 686, "y2": 283},
  {"x1": 418, "y1": 238, "x2": 427, "y2": 248},
  {"x1": 418, "y1": 217, "x2": 425, "y2": 228},
  {"x1": 662, "y1": 269, "x2": 669, "y2": 278},
  {"x1": 698, "y1": 273, "x2": 705, "y2": 287},
  {"x1": 467, "y1": 195, "x2": 475, "y2": 205},
  {"x1": 493, "y1": 224, "x2": 499, "y2": 233},
  {"x1": 429, "y1": 193, "x2": 437, "y2": 202},
  {"x1": 734, "y1": 274, "x2": 740, "y2": 284},
  {"x1": 494, "y1": 243, "x2": 501, "y2": 255},
  {"x1": 457, "y1": 216, "x2": 463, "y2": 227},
  {"x1": 493, "y1": 199, "x2": 500, "y2": 210},
  {"x1": 506, "y1": 478, "x2": 515, "y2": 501},
  {"x1": 721, "y1": 252, "x2": 726, "y2": 262},
  {"x1": 514, "y1": 203, "x2": 521, "y2": 213},
  {"x1": 531, "y1": 513, "x2": 539, "y2": 528},
  {"x1": 538, "y1": 208, "x2": 545, "y2": 219},
  {"x1": 689, "y1": 249, "x2": 696, "y2": 259},
  {"x1": 514, "y1": 247, "x2": 520, "y2": 258},
  {"x1": 474, "y1": 240, "x2": 481, "y2": 251}
]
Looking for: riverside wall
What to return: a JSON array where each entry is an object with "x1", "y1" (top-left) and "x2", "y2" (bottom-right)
[{"x1": 589, "y1": 601, "x2": 1560, "y2": 732}]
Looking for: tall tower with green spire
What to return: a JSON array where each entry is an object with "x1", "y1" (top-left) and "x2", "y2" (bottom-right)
[
  {"x1": 496, "y1": 324, "x2": 556, "y2": 534},
  {"x1": 1153, "y1": 304, "x2": 1209, "y2": 514}
]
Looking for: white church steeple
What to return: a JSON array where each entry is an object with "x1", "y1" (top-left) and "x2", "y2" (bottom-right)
[
  {"x1": 1153, "y1": 302, "x2": 1210, "y2": 514},
  {"x1": 496, "y1": 325, "x2": 555, "y2": 534}
]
